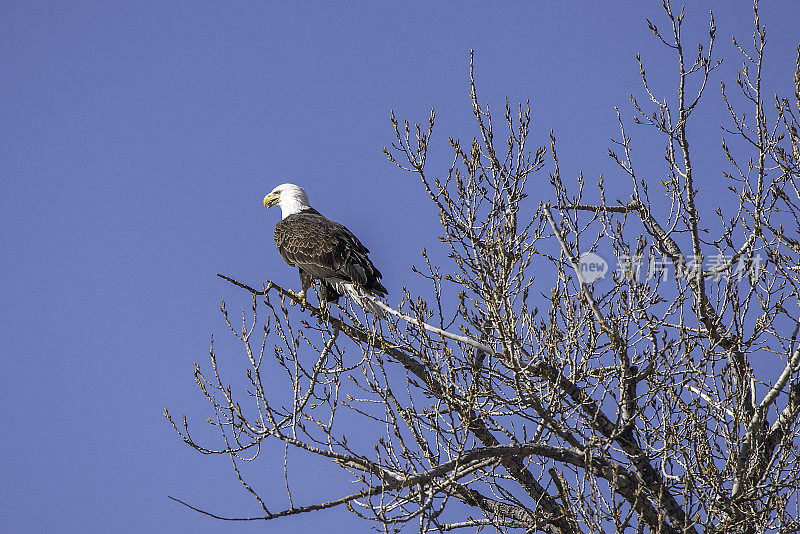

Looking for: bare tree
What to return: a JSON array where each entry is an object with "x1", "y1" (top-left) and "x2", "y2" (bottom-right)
[{"x1": 166, "y1": 2, "x2": 800, "y2": 532}]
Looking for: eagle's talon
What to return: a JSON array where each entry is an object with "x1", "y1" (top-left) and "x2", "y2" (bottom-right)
[{"x1": 288, "y1": 290, "x2": 308, "y2": 309}]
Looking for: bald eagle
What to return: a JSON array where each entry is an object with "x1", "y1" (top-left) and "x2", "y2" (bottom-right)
[{"x1": 263, "y1": 183, "x2": 387, "y2": 315}]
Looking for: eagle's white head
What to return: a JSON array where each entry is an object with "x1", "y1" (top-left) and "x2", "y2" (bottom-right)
[{"x1": 263, "y1": 183, "x2": 312, "y2": 219}]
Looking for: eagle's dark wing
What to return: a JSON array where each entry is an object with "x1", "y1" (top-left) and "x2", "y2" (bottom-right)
[{"x1": 274, "y1": 209, "x2": 387, "y2": 296}]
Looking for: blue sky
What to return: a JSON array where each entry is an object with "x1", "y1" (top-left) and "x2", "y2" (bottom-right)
[{"x1": 2, "y1": 1, "x2": 799, "y2": 532}]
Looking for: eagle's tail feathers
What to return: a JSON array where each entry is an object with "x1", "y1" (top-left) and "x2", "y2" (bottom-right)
[{"x1": 333, "y1": 281, "x2": 385, "y2": 316}]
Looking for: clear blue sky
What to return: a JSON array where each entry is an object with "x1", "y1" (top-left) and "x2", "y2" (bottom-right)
[{"x1": 2, "y1": 1, "x2": 799, "y2": 532}]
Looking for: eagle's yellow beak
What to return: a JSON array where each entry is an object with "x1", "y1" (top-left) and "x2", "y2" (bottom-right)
[{"x1": 263, "y1": 192, "x2": 280, "y2": 209}]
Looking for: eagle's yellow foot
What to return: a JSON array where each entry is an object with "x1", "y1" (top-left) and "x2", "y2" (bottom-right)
[{"x1": 288, "y1": 290, "x2": 308, "y2": 309}]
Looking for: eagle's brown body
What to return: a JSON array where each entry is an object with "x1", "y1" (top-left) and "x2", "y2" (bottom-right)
[{"x1": 274, "y1": 207, "x2": 387, "y2": 304}]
